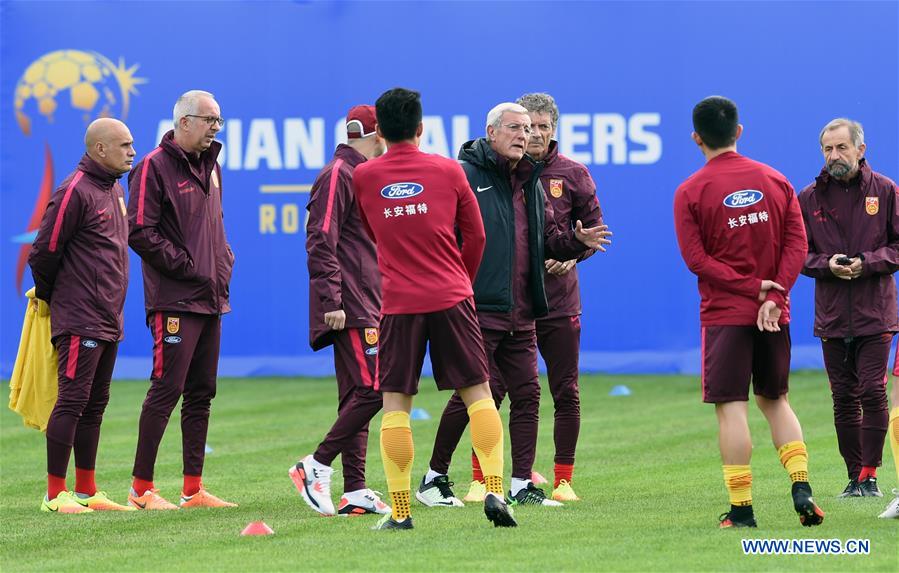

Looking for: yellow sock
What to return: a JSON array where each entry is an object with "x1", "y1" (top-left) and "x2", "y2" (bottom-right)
[
  {"x1": 484, "y1": 475, "x2": 503, "y2": 495},
  {"x1": 778, "y1": 440, "x2": 809, "y2": 483},
  {"x1": 389, "y1": 490, "x2": 411, "y2": 522},
  {"x1": 468, "y1": 398, "x2": 504, "y2": 494},
  {"x1": 722, "y1": 465, "x2": 752, "y2": 506},
  {"x1": 889, "y1": 407, "x2": 899, "y2": 484},
  {"x1": 380, "y1": 410, "x2": 413, "y2": 521}
]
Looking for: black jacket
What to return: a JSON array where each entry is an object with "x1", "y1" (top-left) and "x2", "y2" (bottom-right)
[{"x1": 458, "y1": 138, "x2": 587, "y2": 317}]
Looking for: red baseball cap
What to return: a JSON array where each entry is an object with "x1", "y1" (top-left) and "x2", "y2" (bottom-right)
[{"x1": 346, "y1": 105, "x2": 377, "y2": 139}]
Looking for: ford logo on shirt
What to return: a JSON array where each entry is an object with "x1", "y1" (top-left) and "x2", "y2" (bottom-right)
[
  {"x1": 723, "y1": 190, "x2": 764, "y2": 208},
  {"x1": 365, "y1": 346, "x2": 378, "y2": 356},
  {"x1": 81, "y1": 339, "x2": 98, "y2": 348},
  {"x1": 380, "y1": 182, "x2": 424, "y2": 199},
  {"x1": 164, "y1": 336, "x2": 182, "y2": 344}
]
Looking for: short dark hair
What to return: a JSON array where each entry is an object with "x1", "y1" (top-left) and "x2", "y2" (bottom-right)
[
  {"x1": 692, "y1": 96, "x2": 739, "y2": 150},
  {"x1": 375, "y1": 88, "x2": 422, "y2": 142}
]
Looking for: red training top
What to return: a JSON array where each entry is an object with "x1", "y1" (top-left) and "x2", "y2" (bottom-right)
[
  {"x1": 352, "y1": 142, "x2": 486, "y2": 315},
  {"x1": 673, "y1": 151, "x2": 807, "y2": 326}
]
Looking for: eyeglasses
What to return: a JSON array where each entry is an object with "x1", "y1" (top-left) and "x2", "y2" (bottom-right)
[
  {"x1": 185, "y1": 114, "x2": 225, "y2": 127},
  {"x1": 501, "y1": 123, "x2": 532, "y2": 136}
]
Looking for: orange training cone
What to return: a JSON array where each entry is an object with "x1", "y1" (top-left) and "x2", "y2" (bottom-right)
[
  {"x1": 531, "y1": 471, "x2": 549, "y2": 485},
  {"x1": 241, "y1": 521, "x2": 275, "y2": 536}
]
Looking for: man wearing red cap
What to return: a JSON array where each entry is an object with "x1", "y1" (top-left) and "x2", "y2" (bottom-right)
[{"x1": 289, "y1": 105, "x2": 391, "y2": 516}]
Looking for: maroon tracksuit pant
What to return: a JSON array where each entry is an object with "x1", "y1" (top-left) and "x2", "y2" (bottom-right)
[
  {"x1": 429, "y1": 328, "x2": 540, "y2": 479},
  {"x1": 132, "y1": 312, "x2": 220, "y2": 480},
  {"x1": 46, "y1": 336, "x2": 117, "y2": 478},
  {"x1": 821, "y1": 333, "x2": 892, "y2": 479},
  {"x1": 536, "y1": 315, "x2": 581, "y2": 465},
  {"x1": 312, "y1": 328, "x2": 382, "y2": 492}
]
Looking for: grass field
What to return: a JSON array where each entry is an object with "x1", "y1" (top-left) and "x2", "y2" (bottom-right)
[{"x1": 1, "y1": 373, "x2": 896, "y2": 572}]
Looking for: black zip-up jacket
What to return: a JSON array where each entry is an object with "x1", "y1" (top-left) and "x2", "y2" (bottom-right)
[{"x1": 457, "y1": 138, "x2": 587, "y2": 318}]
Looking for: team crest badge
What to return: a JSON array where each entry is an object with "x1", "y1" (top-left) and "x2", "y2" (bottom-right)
[
  {"x1": 211, "y1": 170, "x2": 219, "y2": 188},
  {"x1": 549, "y1": 179, "x2": 564, "y2": 198},
  {"x1": 167, "y1": 317, "x2": 180, "y2": 334},
  {"x1": 364, "y1": 328, "x2": 378, "y2": 345},
  {"x1": 865, "y1": 197, "x2": 879, "y2": 215}
]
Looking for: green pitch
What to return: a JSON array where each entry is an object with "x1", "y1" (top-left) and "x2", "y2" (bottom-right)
[{"x1": 1, "y1": 373, "x2": 896, "y2": 572}]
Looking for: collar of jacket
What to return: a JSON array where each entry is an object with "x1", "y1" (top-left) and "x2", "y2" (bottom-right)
[
  {"x1": 333, "y1": 143, "x2": 367, "y2": 168},
  {"x1": 458, "y1": 137, "x2": 541, "y2": 178},
  {"x1": 537, "y1": 140, "x2": 560, "y2": 166},
  {"x1": 813, "y1": 157, "x2": 873, "y2": 192},
  {"x1": 159, "y1": 129, "x2": 222, "y2": 173},
  {"x1": 77, "y1": 154, "x2": 120, "y2": 188}
]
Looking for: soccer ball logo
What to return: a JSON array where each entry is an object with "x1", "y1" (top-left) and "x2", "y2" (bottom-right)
[{"x1": 14, "y1": 49, "x2": 145, "y2": 136}]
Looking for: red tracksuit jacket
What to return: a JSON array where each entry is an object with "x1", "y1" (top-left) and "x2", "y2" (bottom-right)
[
  {"x1": 128, "y1": 131, "x2": 234, "y2": 319},
  {"x1": 674, "y1": 151, "x2": 807, "y2": 326},
  {"x1": 29, "y1": 155, "x2": 129, "y2": 342}
]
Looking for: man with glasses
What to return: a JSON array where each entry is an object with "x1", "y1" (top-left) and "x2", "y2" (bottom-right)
[
  {"x1": 418, "y1": 102, "x2": 611, "y2": 508},
  {"x1": 127, "y1": 90, "x2": 236, "y2": 510}
]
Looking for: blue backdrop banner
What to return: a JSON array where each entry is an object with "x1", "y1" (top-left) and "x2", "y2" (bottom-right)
[{"x1": 1, "y1": 1, "x2": 897, "y2": 379}]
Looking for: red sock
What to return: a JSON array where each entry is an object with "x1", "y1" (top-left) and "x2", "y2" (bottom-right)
[
  {"x1": 132, "y1": 477, "x2": 154, "y2": 495},
  {"x1": 47, "y1": 474, "x2": 67, "y2": 500},
  {"x1": 74, "y1": 467, "x2": 96, "y2": 496},
  {"x1": 183, "y1": 474, "x2": 203, "y2": 496},
  {"x1": 471, "y1": 452, "x2": 484, "y2": 483},
  {"x1": 858, "y1": 466, "x2": 877, "y2": 482},
  {"x1": 554, "y1": 463, "x2": 574, "y2": 488}
]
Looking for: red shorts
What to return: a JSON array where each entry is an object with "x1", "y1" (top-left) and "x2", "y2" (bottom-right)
[
  {"x1": 701, "y1": 325, "x2": 791, "y2": 403},
  {"x1": 378, "y1": 297, "x2": 488, "y2": 395}
]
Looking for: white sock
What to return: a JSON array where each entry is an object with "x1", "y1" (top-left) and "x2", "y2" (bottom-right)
[
  {"x1": 510, "y1": 478, "x2": 531, "y2": 496},
  {"x1": 308, "y1": 454, "x2": 331, "y2": 472},
  {"x1": 425, "y1": 468, "x2": 444, "y2": 484}
]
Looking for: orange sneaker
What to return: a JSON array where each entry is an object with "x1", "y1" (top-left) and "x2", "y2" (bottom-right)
[
  {"x1": 75, "y1": 491, "x2": 137, "y2": 511},
  {"x1": 128, "y1": 488, "x2": 179, "y2": 510},
  {"x1": 180, "y1": 489, "x2": 237, "y2": 508}
]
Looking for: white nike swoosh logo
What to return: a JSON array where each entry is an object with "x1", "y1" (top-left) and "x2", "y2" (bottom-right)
[{"x1": 476, "y1": 186, "x2": 492, "y2": 193}]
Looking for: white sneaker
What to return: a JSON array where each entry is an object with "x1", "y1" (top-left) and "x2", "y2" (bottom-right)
[
  {"x1": 415, "y1": 475, "x2": 464, "y2": 507},
  {"x1": 877, "y1": 490, "x2": 899, "y2": 519},
  {"x1": 289, "y1": 454, "x2": 335, "y2": 515},
  {"x1": 338, "y1": 489, "x2": 391, "y2": 516}
]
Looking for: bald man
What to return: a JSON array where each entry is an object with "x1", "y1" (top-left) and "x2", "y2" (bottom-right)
[{"x1": 29, "y1": 118, "x2": 136, "y2": 513}]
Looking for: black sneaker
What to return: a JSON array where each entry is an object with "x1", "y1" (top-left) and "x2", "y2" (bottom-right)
[
  {"x1": 837, "y1": 479, "x2": 862, "y2": 498},
  {"x1": 371, "y1": 514, "x2": 414, "y2": 530},
  {"x1": 484, "y1": 492, "x2": 517, "y2": 527},
  {"x1": 415, "y1": 475, "x2": 464, "y2": 507},
  {"x1": 507, "y1": 482, "x2": 562, "y2": 506},
  {"x1": 792, "y1": 482, "x2": 824, "y2": 527},
  {"x1": 859, "y1": 477, "x2": 883, "y2": 497},
  {"x1": 718, "y1": 505, "x2": 757, "y2": 529}
]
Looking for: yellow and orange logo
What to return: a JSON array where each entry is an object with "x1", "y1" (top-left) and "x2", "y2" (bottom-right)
[
  {"x1": 167, "y1": 317, "x2": 180, "y2": 334},
  {"x1": 549, "y1": 179, "x2": 564, "y2": 198},
  {"x1": 364, "y1": 328, "x2": 378, "y2": 345},
  {"x1": 865, "y1": 197, "x2": 879, "y2": 215}
]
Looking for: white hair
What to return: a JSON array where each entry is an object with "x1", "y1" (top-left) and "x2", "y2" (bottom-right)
[
  {"x1": 819, "y1": 118, "x2": 865, "y2": 148},
  {"x1": 173, "y1": 90, "x2": 216, "y2": 128},
  {"x1": 485, "y1": 102, "x2": 528, "y2": 135}
]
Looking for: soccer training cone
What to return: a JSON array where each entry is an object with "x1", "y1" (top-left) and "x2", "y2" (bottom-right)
[
  {"x1": 241, "y1": 521, "x2": 275, "y2": 536},
  {"x1": 531, "y1": 471, "x2": 549, "y2": 485},
  {"x1": 410, "y1": 408, "x2": 431, "y2": 420},
  {"x1": 609, "y1": 385, "x2": 632, "y2": 396}
]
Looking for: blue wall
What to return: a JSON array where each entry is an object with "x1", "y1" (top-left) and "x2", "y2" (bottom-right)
[{"x1": 1, "y1": 1, "x2": 897, "y2": 378}]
